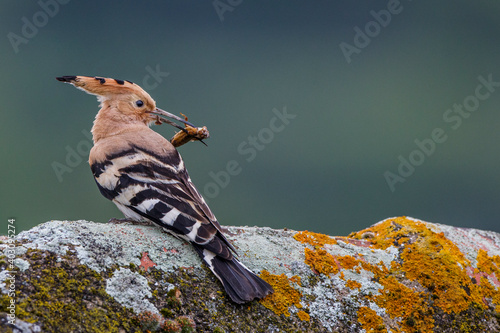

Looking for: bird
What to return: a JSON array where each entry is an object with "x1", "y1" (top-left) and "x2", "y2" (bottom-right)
[{"x1": 56, "y1": 75, "x2": 273, "y2": 304}]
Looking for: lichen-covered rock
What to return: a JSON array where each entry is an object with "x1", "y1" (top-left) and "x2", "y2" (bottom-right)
[{"x1": 1, "y1": 216, "x2": 500, "y2": 332}]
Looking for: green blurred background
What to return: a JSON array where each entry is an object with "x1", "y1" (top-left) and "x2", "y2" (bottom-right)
[{"x1": 1, "y1": 1, "x2": 499, "y2": 236}]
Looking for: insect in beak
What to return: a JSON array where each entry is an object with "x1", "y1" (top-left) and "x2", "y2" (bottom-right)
[
  {"x1": 150, "y1": 108, "x2": 196, "y2": 130},
  {"x1": 149, "y1": 108, "x2": 209, "y2": 146}
]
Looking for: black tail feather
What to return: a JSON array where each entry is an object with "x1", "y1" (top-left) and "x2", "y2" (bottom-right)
[{"x1": 193, "y1": 244, "x2": 273, "y2": 304}]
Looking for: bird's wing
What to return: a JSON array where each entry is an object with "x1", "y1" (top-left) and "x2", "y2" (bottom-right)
[{"x1": 90, "y1": 144, "x2": 236, "y2": 259}]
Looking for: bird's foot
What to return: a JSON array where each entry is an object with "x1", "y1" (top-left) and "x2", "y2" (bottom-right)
[{"x1": 108, "y1": 218, "x2": 153, "y2": 226}]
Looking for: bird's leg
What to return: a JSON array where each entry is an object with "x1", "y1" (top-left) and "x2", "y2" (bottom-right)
[{"x1": 108, "y1": 218, "x2": 153, "y2": 226}]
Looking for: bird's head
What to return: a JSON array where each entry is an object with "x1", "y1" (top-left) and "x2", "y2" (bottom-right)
[{"x1": 56, "y1": 75, "x2": 193, "y2": 131}]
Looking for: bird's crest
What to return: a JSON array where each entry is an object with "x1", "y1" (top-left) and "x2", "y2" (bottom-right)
[{"x1": 56, "y1": 75, "x2": 150, "y2": 101}]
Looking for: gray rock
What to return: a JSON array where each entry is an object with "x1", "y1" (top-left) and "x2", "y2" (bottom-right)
[{"x1": 0, "y1": 216, "x2": 499, "y2": 332}]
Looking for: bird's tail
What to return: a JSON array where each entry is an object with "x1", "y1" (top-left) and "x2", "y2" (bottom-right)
[{"x1": 193, "y1": 245, "x2": 273, "y2": 304}]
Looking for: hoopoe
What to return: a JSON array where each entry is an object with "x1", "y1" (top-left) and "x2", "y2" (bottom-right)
[{"x1": 56, "y1": 75, "x2": 273, "y2": 303}]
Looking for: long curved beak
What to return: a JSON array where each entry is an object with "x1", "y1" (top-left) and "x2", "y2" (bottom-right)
[{"x1": 151, "y1": 108, "x2": 196, "y2": 127}]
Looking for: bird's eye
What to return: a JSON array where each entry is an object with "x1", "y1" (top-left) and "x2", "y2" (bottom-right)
[{"x1": 135, "y1": 100, "x2": 144, "y2": 107}]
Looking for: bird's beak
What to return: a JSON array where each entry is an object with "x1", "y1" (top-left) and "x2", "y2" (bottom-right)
[
  {"x1": 152, "y1": 108, "x2": 209, "y2": 146},
  {"x1": 150, "y1": 108, "x2": 196, "y2": 128}
]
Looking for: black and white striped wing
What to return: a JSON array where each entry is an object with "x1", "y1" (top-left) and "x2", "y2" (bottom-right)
[{"x1": 90, "y1": 146, "x2": 235, "y2": 260}]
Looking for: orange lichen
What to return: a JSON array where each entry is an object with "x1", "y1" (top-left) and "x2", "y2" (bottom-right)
[
  {"x1": 297, "y1": 310, "x2": 310, "y2": 322},
  {"x1": 475, "y1": 250, "x2": 500, "y2": 312},
  {"x1": 259, "y1": 270, "x2": 304, "y2": 318},
  {"x1": 375, "y1": 275, "x2": 434, "y2": 332},
  {"x1": 399, "y1": 239, "x2": 473, "y2": 314},
  {"x1": 478, "y1": 277, "x2": 500, "y2": 312},
  {"x1": 350, "y1": 216, "x2": 434, "y2": 250},
  {"x1": 289, "y1": 275, "x2": 301, "y2": 285},
  {"x1": 303, "y1": 248, "x2": 368, "y2": 279},
  {"x1": 350, "y1": 216, "x2": 500, "y2": 330},
  {"x1": 293, "y1": 230, "x2": 337, "y2": 248},
  {"x1": 359, "y1": 260, "x2": 389, "y2": 278},
  {"x1": 304, "y1": 248, "x2": 339, "y2": 276},
  {"x1": 295, "y1": 217, "x2": 500, "y2": 331},
  {"x1": 346, "y1": 280, "x2": 362, "y2": 290},
  {"x1": 477, "y1": 248, "x2": 500, "y2": 276},
  {"x1": 357, "y1": 307, "x2": 387, "y2": 333},
  {"x1": 338, "y1": 255, "x2": 361, "y2": 270}
]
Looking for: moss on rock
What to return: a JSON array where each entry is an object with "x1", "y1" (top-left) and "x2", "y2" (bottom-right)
[{"x1": 1, "y1": 217, "x2": 500, "y2": 332}]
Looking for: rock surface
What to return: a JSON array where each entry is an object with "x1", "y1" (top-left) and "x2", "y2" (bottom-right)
[{"x1": 1, "y1": 216, "x2": 500, "y2": 332}]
